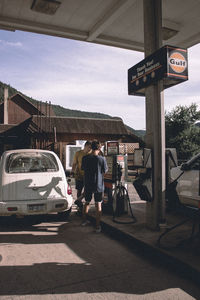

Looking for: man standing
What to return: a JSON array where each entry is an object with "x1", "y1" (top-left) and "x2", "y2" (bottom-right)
[
  {"x1": 81, "y1": 140, "x2": 108, "y2": 233},
  {"x1": 72, "y1": 141, "x2": 92, "y2": 210}
]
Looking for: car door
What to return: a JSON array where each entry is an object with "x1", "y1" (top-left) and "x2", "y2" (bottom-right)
[{"x1": 176, "y1": 155, "x2": 200, "y2": 207}]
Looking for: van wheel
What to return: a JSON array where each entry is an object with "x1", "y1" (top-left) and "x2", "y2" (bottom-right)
[{"x1": 58, "y1": 208, "x2": 71, "y2": 220}]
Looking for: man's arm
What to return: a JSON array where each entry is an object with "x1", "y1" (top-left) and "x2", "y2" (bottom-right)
[{"x1": 103, "y1": 157, "x2": 108, "y2": 174}]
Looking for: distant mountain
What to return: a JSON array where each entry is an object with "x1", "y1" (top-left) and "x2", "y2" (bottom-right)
[
  {"x1": 0, "y1": 81, "x2": 145, "y2": 139},
  {"x1": 125, "y1": 124, "x2": 145, "y2": 138}
]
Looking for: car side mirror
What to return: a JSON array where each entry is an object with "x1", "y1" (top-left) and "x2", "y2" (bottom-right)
[{"x1": 181, "y1": 163, "x2": 190, "y2": 171}]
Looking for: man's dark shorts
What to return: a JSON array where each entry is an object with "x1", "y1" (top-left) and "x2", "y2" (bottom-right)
[
  {"x1": 75, "y1": 180, "x2": 84, "y2": 192},
  {"x1": 85, "y1": 190, "x2": 102, "y2": 203}
]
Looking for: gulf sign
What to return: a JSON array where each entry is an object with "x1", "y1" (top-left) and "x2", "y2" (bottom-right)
[
  {"x1": 128, "y1": 45, "x2": 188, "y2": 96},
  {"x1": 168, "y1": 50, "x2": 187, "y2": 74}
]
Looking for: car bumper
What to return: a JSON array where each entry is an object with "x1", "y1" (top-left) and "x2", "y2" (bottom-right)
[{"x1": 0, "y1": 196, "x2": 73, "y2": 216}]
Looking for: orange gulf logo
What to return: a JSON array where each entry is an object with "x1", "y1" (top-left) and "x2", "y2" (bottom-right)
[{"x1": 169, "y1": 52, "x2": 187, "y2": 73}]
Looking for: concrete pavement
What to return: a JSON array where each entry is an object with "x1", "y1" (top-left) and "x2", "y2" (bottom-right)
[
  {"x1": 1, "y1": 211, "x2": 199, "y2": 299},
  {"x1": 85, "y1": 184, "x2": 200, "y2": 286}
]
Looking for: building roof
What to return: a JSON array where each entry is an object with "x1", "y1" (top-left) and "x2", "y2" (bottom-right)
[
  {"x1": 1, "y1": 93, "x2": 55, "y2": 117},
  {"x1": 30, "y1": 115, "x2": 144, "y2": 143},
  {"x1": 0, "y1": 91, "x2": 143, "y2": 143},
  {"x1": 0, "y1": 115, "x2": 144, "y2": 144},
  {"x1": 31, "y1": 115, "x2": 129, "y2": 135},
  {"x1": 10, "y1": 93, "x2": 55, "y2": 116},
  {"x1": 0, "y1": 124, "x2": 16, "y2": 134}
]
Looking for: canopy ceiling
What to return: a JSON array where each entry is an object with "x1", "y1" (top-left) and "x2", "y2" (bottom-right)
[{"x1": 0, "y1": 0, "x2": 200, "y2": 51}]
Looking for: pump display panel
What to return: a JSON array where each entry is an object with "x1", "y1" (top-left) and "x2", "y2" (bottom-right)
[{"x1": 104, "y1": 155, "x2": 128, "y2": 184}]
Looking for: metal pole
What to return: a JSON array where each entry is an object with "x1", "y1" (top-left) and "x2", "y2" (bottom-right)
[
  {"x1": 4, "y1": 88, "x2": 8, "y2": 124},
  {"x1": 45, "y1": 101, "x2": 47, "y2": 148},
  {"x1": 40, "y1": 101, "x2": 42, "y2": 148},
  {"x1": 36, "y1": 101, "x2": 39, "y2": 148},
  {"x1": 49, "y1": 101, "x2": 51, "y2": 143},
  {"x1": 143, "y1": 0, "x2": 166, "y2": 229}
]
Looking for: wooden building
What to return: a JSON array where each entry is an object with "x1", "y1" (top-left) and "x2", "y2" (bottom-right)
[{"x1": 0, "y1": 93, "x2": 144, "y2": 167}]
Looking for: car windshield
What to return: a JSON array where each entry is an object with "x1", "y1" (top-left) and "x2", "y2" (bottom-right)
[{"x1": 6, "y1": 152, "x2": 59, "y2": 173}]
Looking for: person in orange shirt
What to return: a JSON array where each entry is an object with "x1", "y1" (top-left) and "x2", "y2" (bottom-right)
[{"x1": 71, "y1": 141, "x2": 92, "y2": 211}]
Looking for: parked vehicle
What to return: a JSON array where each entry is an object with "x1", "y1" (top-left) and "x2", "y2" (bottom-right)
[
  {"x1": 194, "y1": 120, "x2": 200, "y2": 128},
  {"x1": 0, "y1": 149, "x2": 73, "y2": 217},
  {"x1": 170, "y1": 152, "x2": 200, "y2": 208}
]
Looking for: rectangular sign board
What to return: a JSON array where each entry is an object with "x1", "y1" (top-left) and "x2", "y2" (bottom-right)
[
  {"x1": 106, "y1": 141, "x2": 119, "y2": 155},
  {"x1": 128, "y1": 45, "x2": 188, "y2": 96}
]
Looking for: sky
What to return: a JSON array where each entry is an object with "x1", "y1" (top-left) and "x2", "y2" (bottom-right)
[{"x1": 0, "y1": 29, "x2": 200, "y2": 130}]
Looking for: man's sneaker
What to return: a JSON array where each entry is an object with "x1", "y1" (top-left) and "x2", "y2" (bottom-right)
[
  {"x1": 76, "y1": 210, "x2": 82, "y2": 217},
  {"x1": 95, "y1": 226, "x2": 101, "y2": 233},
  {"x1": 75, "y1": 200, "x2": 83, "y2": 208},
  {"x1": 81, "y1": 220, "x2": 90, "y2": 226}
]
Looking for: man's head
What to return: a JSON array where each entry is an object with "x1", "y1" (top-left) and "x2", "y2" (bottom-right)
[
  {"x1": 91, "y1": 140, "x2": 101, "y2": 152},
  {"x1": 84, "y1": 141, "x2": 92, "y2": 153}
]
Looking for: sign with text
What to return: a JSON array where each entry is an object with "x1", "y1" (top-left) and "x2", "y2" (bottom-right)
[
  {"x1": 128, "y1": 45, "x2": 188, "y2": 96},
  {"x1": 106, "y1": 141, "x2": 119, "y2": 155}
]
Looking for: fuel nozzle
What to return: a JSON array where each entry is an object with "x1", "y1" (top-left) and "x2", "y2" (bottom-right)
[{"x1": 117, "y1": 163, "x2": 122, "y2": 182}]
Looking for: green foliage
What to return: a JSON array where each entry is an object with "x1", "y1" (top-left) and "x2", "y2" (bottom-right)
[
  {"x1": 165, "y1": 103, "x2": 200, "y2": 160},
  {"x1": 0, "y1": 81, "x2": 39, "y2": 105},
  {"x1": 125, "y1": 124, "x2": 145, "y2": 139},
  {"x1": 52, "y1": 104, "x2": 112, "y2": 119},
  {"x1": 0, "y1": 82, "x2": 18, "y2": 103}
]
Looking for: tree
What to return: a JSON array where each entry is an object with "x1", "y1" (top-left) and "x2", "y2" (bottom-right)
[{"x1": 165, "y1": 103, "x2": 200, "y2": 161}]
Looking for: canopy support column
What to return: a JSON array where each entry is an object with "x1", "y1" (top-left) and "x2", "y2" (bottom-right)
[{"x1": 143, "y1": 0, "x2": 166, "y2": 229}]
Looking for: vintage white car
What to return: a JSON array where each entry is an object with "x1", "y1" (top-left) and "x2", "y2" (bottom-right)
[
  {"x1": 0, "y1": 149, "x2": 73, "y2": 217},
  {"x1": 170, "y1": 153, "x2": 200, "y2": 208}
]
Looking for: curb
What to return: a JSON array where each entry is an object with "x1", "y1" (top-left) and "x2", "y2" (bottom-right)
[{"x1": 87, "y1": 214, "x2": 200, "y2": 285}]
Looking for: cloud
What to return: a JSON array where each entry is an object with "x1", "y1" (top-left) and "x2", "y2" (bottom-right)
[
  {"x1": 0, "y1": 39, "x2": 22, "y2": 47},
  {"x1": 1, "y1": 30, "x2": 200, "y2": 130},
  {"x1": 20, "y1": 42, "x2": 143, "y2": 102}
]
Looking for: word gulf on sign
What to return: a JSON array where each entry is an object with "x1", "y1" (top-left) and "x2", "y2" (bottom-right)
[{"x1": 128, "y1": 45, "x2": 188, "y2": 96}]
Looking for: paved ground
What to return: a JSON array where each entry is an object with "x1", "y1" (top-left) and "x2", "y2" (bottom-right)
[
  {"x1": 0, "y1": 182, "x2": 200, "y2": 299},
  {"x1": 86, "y1": 182, "x2": 200, "y2": 286},
  {"x1": 0, "y1": 212, "x2": 200, "y2": 300}
]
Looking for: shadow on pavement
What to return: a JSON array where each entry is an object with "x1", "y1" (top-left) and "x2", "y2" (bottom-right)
[{"x1": 0, "y1": 212, "x2": 200, "y2": 298}]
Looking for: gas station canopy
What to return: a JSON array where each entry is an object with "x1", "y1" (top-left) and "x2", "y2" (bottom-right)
[{"x1": 0, "y1": 0, "x2": 200, "y2": 51}]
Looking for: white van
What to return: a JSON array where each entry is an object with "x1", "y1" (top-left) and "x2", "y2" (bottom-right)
[
  {"x1": 170, "y1": 153, "x2": 200, "y2": 208},
  {"x1": 0, "y1": 149, "x2": 73, "y2": 217}
]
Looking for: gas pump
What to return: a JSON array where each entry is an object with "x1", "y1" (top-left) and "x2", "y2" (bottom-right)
[
  {"x1": 132, "y1": 148, "x2": 178, "y2": 205},
  {"x1": 102, "y1": 141, "x2": 128, "y2": 215},
  {"x1": 165, "y1": 148, "x2": 179, "y2": 211},
  {"x1": 132, "y1": 148, "x2": 153, "y2": 202}
]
